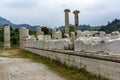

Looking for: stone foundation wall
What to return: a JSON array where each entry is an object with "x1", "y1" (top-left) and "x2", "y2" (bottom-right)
[
  {"x1": 21, "y1": 47, "x2": 120, "y2": 80},
  {"x1": 74, "y1": 38, "x2": 120, "y2": 55},
  {"x1": 23, "y1": 38, "x2": 72, "y2": 50}
]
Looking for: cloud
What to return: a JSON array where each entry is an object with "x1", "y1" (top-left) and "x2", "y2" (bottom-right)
[
  {"x1": 0, "y1": 0, "x2": 39, "y2": 8},
  {"x1": 0, "y1": 0, "x2": 120, "y2": 27}
]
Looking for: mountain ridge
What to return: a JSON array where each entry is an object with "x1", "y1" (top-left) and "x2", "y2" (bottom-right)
[
  {"x1": 1, "y1": 16, "x2": 120, "y2": 33},
  {"x1": 0, "y1": 16, "x2": 39, "y2": 31}
]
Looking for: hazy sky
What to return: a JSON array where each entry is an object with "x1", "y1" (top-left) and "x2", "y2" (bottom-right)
[{"x1": 0, "y1": 0, "x2": 120, "y2": 27}]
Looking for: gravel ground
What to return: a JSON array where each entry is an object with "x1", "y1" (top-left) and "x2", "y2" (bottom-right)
[{"x1": 0, "y1": 50, "x2": 65, "y2": 80}]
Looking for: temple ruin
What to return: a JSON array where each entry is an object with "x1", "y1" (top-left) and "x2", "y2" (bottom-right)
[
  {"x1": 18, "y1": 9, "x2": 120, "y2": 56},
  {"x1": 3, "y1": 9, "x2": 120, "y2": 80}
]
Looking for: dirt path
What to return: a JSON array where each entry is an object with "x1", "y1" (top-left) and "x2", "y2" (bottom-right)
[{"x1": 0, "y1": 49, "x2": 65, "y2": 80}]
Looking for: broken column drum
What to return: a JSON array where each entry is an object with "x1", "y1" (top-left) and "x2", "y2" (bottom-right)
[
  {"x1": 36, "y1": 27, "x2": 42, "y2": 37},
  {"x1": 19, "y1": 27, "x2": 29, "y2": 47},
  {"x1": 52, "y1": 28, "x2": 56, "y2": 39}
]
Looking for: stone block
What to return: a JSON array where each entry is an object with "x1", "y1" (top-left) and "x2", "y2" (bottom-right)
[
  {"x1": 37, "y1": 35, "x2": 44, "y2": 41},
  {"x1": 83, "y1": 30, "x2": 91, "y2": 37},
  {"x1": 99, "y1": 31, "x2": 106, "y2": 37},
  {"x1": 70, "y1": 32, "x2": 75, "y2": 43},
  {"x1": 77, "y1": 30, "x2": 83, "y2": 38},
  {"x1": 55, "y1": 30, "x2": 62, "y2": 39},
  {"x1": 44, "y1": 35, "x2": 51, "y2": 41}
]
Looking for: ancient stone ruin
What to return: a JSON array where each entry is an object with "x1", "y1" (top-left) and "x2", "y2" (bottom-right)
[
  {"x1": 3, "y1": 9, "x2": 120, "y2": 57},
  {"x1": 19, "y1": 27, "x2": 29, "y2": 47},
  {"x1": 3, "y1": 9, "x2": 119, "y2": 80},
  {"x1": 64, "y1": 9, "x2": 70, "y2": 38},
  {"x1": 18, "y1": 9, "x2": 120, "y2": 56},
  {"x1": 73, "y1": 10, "x2": 80, "y2": 36},
  {"x1": 4, "y1": 26, "x2": 11, "y2": 48}
]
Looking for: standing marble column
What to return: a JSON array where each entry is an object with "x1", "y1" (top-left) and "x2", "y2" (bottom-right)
[
  {"x1": 4, "y1": 26, "x2": 11, "y2": 48},
  {"x1": 64, "y1": 9, "x2": 70, "y2": 38},
  {"x1": 73, "y1": 10, "x2": 80, "y2": 36}
]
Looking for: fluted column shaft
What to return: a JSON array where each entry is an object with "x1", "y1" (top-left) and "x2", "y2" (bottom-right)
[
  {"x1": 64, "y1": 9, "x2": 70, "y2": 37},
  {"x1": 73, "y1": 10, "x2": 80, "y2": 35}
]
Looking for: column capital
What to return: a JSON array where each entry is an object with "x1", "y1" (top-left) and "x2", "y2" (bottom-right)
[
  {"x1": 37, "y1": 27, "x2": 41, "y2": 30},
  {"x1": 73, "y1": 10, "x2": 80, "y2": 14},
  {"x1": 64, "y1": 9, "x2": 71, "y2": 12}
]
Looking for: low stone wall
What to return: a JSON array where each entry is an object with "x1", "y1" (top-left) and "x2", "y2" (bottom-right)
[
  {"x1": 74, "y1": 37, "x2": 120, "y2": 55},
  {"x1": 23, "y1": 38, "x2": 72, "y2": 50},
  {"x1": 74, "y1": 40, "x2": 107, "y2": 53},
  {"x1": 21, "y1": 47, "x2": 120, "y2": 80}
]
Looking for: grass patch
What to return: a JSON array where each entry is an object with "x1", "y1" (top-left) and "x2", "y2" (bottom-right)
[
  {"x1": 22, "y1": 53, "x2": 30, "y2": 58},
  {"x1": 19, "y1": 50, "x2": 109, "y2": 80}
]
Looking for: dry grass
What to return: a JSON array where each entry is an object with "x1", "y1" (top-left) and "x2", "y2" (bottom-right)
[{"x1": 0, "y1": 48, "x2": 23, "y2": 57}]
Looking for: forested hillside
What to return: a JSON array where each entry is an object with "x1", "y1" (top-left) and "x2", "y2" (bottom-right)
[{"x1": 99, "y1": 19, "x2": 120, "y2": 33}]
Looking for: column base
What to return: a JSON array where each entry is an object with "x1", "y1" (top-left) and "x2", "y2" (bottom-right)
[{"x1": 3, "y1": 46, "x2": 11, "y2": 49}]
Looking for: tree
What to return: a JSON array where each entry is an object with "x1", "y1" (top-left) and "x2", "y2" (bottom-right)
[
  {"x1": 41, "y1": 27, "x2": 49, "y2": 34},
  {"x1": 69, "y1": 24, "x2": 75, "y2": 32}
]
